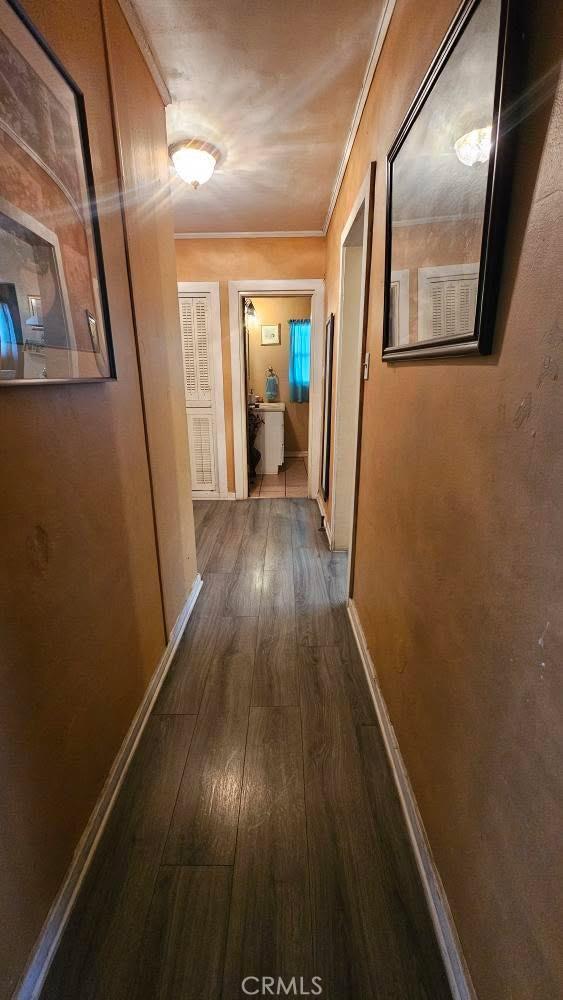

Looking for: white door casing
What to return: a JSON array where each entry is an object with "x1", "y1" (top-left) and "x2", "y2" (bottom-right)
[
  {"x1": 228, "y1": 279, "x2": 325, "y2": 500},
  {"x1": 331, "y1": 163, "x2": 375, "y2": 597}
]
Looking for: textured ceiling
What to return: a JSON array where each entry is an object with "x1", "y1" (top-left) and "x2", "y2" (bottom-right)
[{"x1": 132, "y1": 0, "x2": 387, "y2": 233}]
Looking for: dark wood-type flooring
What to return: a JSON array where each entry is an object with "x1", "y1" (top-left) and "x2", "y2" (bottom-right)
[{"x1": 42, "y1": 499, "x2": 451, "y2": 1000}]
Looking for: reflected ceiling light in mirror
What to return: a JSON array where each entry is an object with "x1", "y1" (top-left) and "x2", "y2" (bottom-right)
[
  {"x1": 169, "y1": 139, "x2": 219, "y2": 188},
  {"x1": 454, "y1": 125, "x2": 492, "y2": 166}
]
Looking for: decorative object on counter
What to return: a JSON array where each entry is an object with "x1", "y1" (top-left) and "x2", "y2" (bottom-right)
[
  {"x1": 0, "y1": 0, "x2": 115, "y2": 383},
  {"x1": 382, "y1": 0, "x2": 520, "y2": 360},
  {"x1": 264, "y1": 366, "x2": 279, "y2": 401},
  {"x1": 86, "y1": 311, "x2": 100, "y2": 353},
  {"x1": 289, "y1": 318, "x2": 311, "y2": 402},
  {"x1": 261, "y1": 323, "x2": 280, "y2": 345},
  {"x1": 247, "y1": 407, "x2": 264, "y2": 483}
]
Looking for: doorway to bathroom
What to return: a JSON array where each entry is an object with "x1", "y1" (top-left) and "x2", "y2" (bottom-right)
[
  {"x1": 328, "y1": 163, "x2": 375, "y2": 595},
  {"x1": 245, "y1": 295, "x2": 310, "y2": 498},
  {"x1": 228, "y1": 278, "x2": 325, "y2": 500}
]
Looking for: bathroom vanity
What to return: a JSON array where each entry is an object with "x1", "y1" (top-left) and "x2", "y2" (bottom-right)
[{"x1": 253, "y1": 402, "x2": 285, "y2": 475}]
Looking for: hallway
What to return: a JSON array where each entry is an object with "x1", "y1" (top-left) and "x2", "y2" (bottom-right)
[{"x1": 42, "y1": 499, "x2": 450, "y2": 999}]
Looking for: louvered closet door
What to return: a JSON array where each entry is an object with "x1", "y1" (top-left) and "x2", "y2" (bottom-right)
[
  {"x1": 419, "y1": 265, "x2": 479, "y2": 342},
  {"x1": 179, "y1": 294, "x2": 218, "y2": 493},
  {"x1": 429, "y1": 278, "x2": 478, "y2": 339},
  {"x1": 187, "y1": 411, "x2": 216, "y2": 491}
]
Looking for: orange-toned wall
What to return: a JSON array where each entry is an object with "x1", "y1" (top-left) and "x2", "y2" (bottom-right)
[
  {"x1": 103, "y1": 0, "x2": 197, "y2": 633},
  {"x1": 325, "y1": 1, "x2": 562, "y2": 998},
  {"x1": 175, "y1": 237, "x2": 325, "y2": 490},
  {"x1": 0, "y1": 1, "x2": 191, "y2": 995}
]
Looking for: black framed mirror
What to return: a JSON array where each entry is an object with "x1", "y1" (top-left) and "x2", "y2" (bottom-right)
[{"x1": 382, "y1": 0, "x2": 520, "y2": 361}]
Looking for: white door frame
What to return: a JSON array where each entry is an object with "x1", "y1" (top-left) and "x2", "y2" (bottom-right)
[
  {"x1": 331, "y1": 166, "x2": 374, "y2": 594},
  {"x1": 178, "y1": 281, "x2": 228, "y2": 498},
  {"x1": 228, "y1": 278, "x2": 325, "y2": 499}
]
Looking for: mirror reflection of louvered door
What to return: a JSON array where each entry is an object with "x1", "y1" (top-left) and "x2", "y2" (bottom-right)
[
  {"x1": 179, "y1": 294, "x2": 218, "y2": 493},
  {"x1": 418, "y1": 263, "x2": 479, "y2": 342}
]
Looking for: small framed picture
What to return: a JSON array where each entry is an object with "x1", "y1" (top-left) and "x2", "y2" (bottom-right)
[
  {"x1": 261, "y1": 324, "x2": 281, "y2": 345},
  {"x1": 28, "y1": 295, "x2": 43, "y2": 326},
  {"x1": 86, "y1": 310, "x2": 99, "y2": 352}
]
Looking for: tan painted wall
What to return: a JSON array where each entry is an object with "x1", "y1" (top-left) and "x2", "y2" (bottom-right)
[
  {"x1": 249, "y1": 296, "x2": 311, "y2": 453},
  {"x1": 0, "y1": 1, "x2": 191, "y2": 994},
  {"x1": 103, "y1": 0, "x2": 197, "y2": 633},
  {"x1": 325, "y1": 1, "x2": 563, "y2": 998},
  {"x1": 175, "y1": 237, "x2": 325, "y2": 489}
]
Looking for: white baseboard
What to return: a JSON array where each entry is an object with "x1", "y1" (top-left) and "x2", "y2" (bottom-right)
[
  {"x1": 346, "y1": 599, "x2": 477, "y2": 1000},
  {"x1": 192, "y1": 490, "x2": 235, "y2": 500},
  {"x1": 285, "y1": 450, "x2": 308, "y2": 458},
  {"x1": 14, "y1": 574, "x2": 203, "y2": 1000}
]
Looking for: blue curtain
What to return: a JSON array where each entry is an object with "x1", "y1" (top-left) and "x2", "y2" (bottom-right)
[
  {"x1": 0, "y1": 302, "x2": 18, "y2": 372},
  {"x1": 288, "y1": 318, "x2": 311, "y2": 403}
]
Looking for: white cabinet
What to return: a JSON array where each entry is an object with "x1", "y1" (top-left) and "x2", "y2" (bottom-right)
[{"x1": 254, "y1": 403, "x2": 285, "y2": 475}]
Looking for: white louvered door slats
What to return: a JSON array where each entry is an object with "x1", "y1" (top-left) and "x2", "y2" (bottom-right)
[
  {"x1": 194, "y1": 297, "x2": 212, "y2": 402},
  {"x1": 188, "y1": 411, "x2": 216, "y2": 490},
  {"x1": 180, "y1": 298, "x2": 198, "y2": 404},
  {"x1": 179, "y1": 293, "x2": 219, "y2": 494},
  {"x1": 427, "y1": 274, "x2": 478, "y2": 340}
]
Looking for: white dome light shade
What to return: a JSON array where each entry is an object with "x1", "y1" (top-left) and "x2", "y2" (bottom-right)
[
  {"x1": 170, "y1": 142, "x2": 217, "y2": 188},
  {"x1": 454, "y1": 125, "x2": 492, "y2": 167}
]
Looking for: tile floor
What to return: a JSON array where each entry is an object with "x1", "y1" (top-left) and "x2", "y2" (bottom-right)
[{"x1": 249, "y1": 455, "x2": 308, "y2": 498}]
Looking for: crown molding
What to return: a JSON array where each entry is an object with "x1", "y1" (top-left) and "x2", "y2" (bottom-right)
[
  {"x1": 116, "y1": 0, "x2": 171, "y2": 106},
  {"x1": 174, "y1": 230, "x2": 324, "y2": 240},
  {"x1": 322, "y1": 0, "x2": 396, "y2": 234}
]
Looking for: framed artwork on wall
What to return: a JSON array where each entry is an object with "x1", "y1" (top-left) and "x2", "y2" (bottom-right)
[
  {"x1": 261, "y1": 323, "x2": 281, "y2": 345},
  {"x1": 382, "y1": 0, "x2": 520, "y2": 361},
  {"x1": 321, "y1": 313, "x2": 334, "y2": 503},
  {"x1": 0, "y1": 0, "x2": 115, "y2": 384}
]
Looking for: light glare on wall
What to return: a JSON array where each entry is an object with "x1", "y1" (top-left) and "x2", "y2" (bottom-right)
[
  {"x1": 454, "y1": 125, "x2": 492, "y2": 166},
  {"x1": 169, "y1": 140, "x2": 218, "y2": 188}
]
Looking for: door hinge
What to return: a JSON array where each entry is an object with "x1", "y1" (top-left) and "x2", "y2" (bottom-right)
[{"x1": 362, "y1": 351, "x2": 370, "y2": 380}]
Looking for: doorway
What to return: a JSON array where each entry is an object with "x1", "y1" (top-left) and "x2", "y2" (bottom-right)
[
  {"x1": 329, "y1": 164, "x2": 375, "y2": 593},
  {"x1": 229, "y1": 279, "x2": 325, "y2": 500},
  {"x1": 245, "y1": 295, "x2": 311, "y2": 498}
]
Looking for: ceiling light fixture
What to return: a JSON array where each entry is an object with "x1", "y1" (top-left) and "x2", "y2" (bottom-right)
[
  {"x1": 454, "y1": 125, "x2": 492, "y2": 167},
  {"x1": 169, "y1": 139, "x2": 219, "y2": 189}
]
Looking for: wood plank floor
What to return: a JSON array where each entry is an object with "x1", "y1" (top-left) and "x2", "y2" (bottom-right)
[{"x1": 42, "y1": 499, "x2": 451, "y2": 1000}]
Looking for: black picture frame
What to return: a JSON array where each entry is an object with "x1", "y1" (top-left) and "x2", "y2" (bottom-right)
[
  {"x1": 321, "y1": 313, "x2": 334, "y2": 502},
  {"x1": 382, "y1": 0, "x2": 521, "y2": 361},
  {"x1": 1, "y1": 0, "x2": 116, "y2": 384}
]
